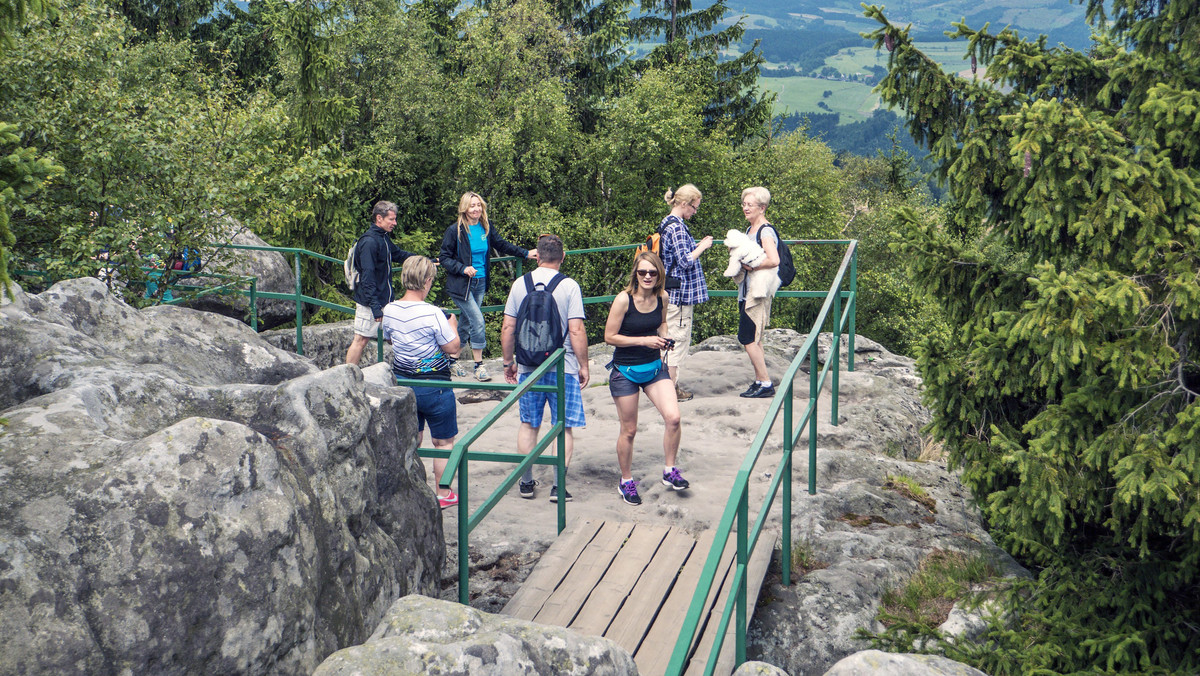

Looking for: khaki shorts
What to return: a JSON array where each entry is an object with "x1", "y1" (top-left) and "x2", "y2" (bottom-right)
[
  {"x1": 738, "y1": 297, "x2": 772, "y2": 345},
  {"x1": 353, "y1": 303, "x2": 379, "y2": 338},
  {"x1": 665, "y1": 303, "x2": 695, "y2": 368}
]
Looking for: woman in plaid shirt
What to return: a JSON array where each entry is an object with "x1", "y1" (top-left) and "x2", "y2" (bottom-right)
[{"x1": 658, "y1": 184, "x2": 714, "y2": 402}]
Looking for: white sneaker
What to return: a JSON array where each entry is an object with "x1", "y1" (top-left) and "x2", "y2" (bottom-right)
[
  {"x1": 474, "y1": 364, "x2": 491, "y2": 381},
  {"x1": 451, "y1": 362, "x2": 468, "y2": 378}
]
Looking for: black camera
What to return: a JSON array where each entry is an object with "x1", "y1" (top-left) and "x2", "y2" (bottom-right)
[{"x1": 664, "y1": 338, "x2": 676, "y2": 350}]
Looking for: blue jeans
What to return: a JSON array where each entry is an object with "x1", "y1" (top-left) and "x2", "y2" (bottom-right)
[{"x1": 452, "y1": 278, "x2": 487, "y2": 351}]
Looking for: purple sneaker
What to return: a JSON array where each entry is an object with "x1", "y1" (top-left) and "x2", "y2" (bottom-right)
[
  {"x1": 618, "y1": 479, "x2": 642, "y2": 506},
  {"x1": 662, "y1": 467, "x2": 690, "y2": 491}
]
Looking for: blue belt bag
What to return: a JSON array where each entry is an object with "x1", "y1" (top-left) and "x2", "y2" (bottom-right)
[{"x1": 614, "y1": 358, "x2": 663, "y2": 384}]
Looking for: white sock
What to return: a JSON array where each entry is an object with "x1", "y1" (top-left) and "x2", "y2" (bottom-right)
[
  {"x1": 759, "y1": 380, "x2": 773, "y2": 388},
  {"x1": 665, "y1": 465, "x2": 675, "y2": 474}
]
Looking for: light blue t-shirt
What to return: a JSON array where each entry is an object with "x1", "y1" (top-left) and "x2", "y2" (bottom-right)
[{"x1": 468, "y1": 224, "x2": 488, "y2": 278}]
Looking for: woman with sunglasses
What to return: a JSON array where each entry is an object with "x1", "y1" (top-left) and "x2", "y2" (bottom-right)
[
  {"x1": 658, "y1": 184, "x2": 713, "y2": 402},
  {"x1": 439, "y1": 191, "x2": 538, "y2": 382},
  {"x1": 604, "y1": 252, "x2": 689, "y2": 506}
]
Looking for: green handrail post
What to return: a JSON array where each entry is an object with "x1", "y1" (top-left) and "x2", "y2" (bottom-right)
[
  {"x1": 458, "y1": 450, "x2": 470, "y2": 604},
  {"x1": 377, "y1": 324, "x2": 385, "y2": 364},
  {"x1": 809, "y1": 340, "x2": 819, "y2": 496},
  {"x1": 782, "y1": 381, "x2": 793, "y2": 587},
  {"x1": 556, "y1": 357, "x2": 566, "y2": 533},
  {"x1": 736, "y1": 488, "x2": 748, "y2": 665},
  {"x1": 848, "y1": 248, "x2": 857, "y2": 371},
  {"x1": 831, "y1": 286, "x2": 841, "y2": 427},
  {"x1": 249, "y1": 277, "x2": 259, "y2": 331},
  {"x1": 293, "y1": 252, "x2": 304, "y2": 355}
]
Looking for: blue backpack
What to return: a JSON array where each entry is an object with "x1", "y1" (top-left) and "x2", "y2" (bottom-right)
[{"x1": 514, "y1": 272, "x2": 566, "y2": 367}]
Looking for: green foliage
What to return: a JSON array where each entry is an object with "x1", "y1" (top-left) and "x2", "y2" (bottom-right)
[
  {"x1": 630, "y1": 0, "x2": 773, "y2": 144},
  {"x1": 865, "y1": 0, "x2": 1200, "y2": 670},
  {"x1": 2, "y1": 0, "x2": 300, "y2": 303}
]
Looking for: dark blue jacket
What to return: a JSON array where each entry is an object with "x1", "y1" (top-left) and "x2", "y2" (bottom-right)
[
  {"x1": 438, "y1": 222, "x2": 528, "y2": 301},
  {"x1": 352, "y1": 224, "x2": 415, "y2": 319}
]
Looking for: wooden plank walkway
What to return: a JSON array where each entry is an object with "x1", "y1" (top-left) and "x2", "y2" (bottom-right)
[{"x1": 501, "y1": 519, "x2": 776, "y2": 676}]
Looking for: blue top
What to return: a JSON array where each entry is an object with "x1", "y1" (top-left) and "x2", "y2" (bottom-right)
[
  {"x1": 468, "y1": 224, "x2": 488, "y2": 278},
  {"x1": 659, "y1": 214, "x2": 709, "y2": 306}
]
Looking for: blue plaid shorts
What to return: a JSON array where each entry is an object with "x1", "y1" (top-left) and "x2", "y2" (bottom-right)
[{"x1": 518, "y1": 371, "x2": 586, "y2": 428}]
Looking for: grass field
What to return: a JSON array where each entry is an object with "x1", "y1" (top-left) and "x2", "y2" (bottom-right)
[
  {"x1": 761, "y1": 40, "x2": 977, "y2": 121},
  {"x1": 760, "y1": 76, "x2": 879, "y2": 123}
]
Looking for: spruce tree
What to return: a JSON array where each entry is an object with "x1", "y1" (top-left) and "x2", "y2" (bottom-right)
[
  {"x1": 630, "y1": 0, "x2": 772, "y2": 143},
  {"x1": 864, "y1": 0, "x2": 1200, "y2": 671}
]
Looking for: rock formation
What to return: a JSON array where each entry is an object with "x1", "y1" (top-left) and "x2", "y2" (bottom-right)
[
  {"x1": 314, "y1": 594, "x2": 638, "y2": 675},
  {"x1": 179, "y1": 223, "x2": 299, "y2": 331},
  {"x1": 0, "y1": 279, "x2": 443, "y2": 675}
]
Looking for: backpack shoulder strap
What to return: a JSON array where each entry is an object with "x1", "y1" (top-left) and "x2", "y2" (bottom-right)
[
  {"x1": 544, "y1": 272, "x2": 565, "y2": 294},
  {"x1": 524, "y1": 272, "x2": 536, "y2": 293}
]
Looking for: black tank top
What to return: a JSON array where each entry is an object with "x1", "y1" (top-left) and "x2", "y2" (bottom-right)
[{"x1": 613, "y1": 293, "x2": 663, "y2": 366}]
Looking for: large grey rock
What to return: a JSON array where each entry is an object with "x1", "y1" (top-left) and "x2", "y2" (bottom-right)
[
  {"x1": 822, "y1": 650, "x2": 987, "y2": 675},
  {"x1": 0, "y1": 279, "x2": 444, "y2": 676},
  {"x1": 179, "y1": 222, "x2": 298, "y2": 330},
  {"x1": 313, "y1": 594, "x2": 638, "y2": 675},
  {"x1": 262, "y1": 319, "x2": 391, "y2": 371},
  {"x1": 734, "y1": 661, "x2": 790, "y2": 676}
]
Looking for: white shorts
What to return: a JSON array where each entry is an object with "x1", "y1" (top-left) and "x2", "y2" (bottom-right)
[{"x1": 353, "y1": 303, "x2": 379, "y2": 338}]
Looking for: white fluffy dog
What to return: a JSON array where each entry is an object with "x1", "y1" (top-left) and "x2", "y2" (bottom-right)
[{"x1": 723, "y1": 229, "x2": 780, "y2": 302}]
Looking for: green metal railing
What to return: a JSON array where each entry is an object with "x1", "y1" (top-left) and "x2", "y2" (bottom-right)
[
  {"x1": 665, "y1": 240, "x2": 858, "y2": 675},
  {"x1": 398, "y1": 350, "x2": 570, "y2": 604}
]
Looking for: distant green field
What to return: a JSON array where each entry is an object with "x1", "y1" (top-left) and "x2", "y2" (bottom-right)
[
  {"x1": 760, "y1": 40, "x2": 982, "y2": 122},
  {"x1": 760, "y1": 77, "x2": 879, "y2": 123}
]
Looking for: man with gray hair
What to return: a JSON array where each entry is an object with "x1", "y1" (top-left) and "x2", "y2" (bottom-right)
[
  {"x1": 501, "y1": 234, "x2": 588, "y2": 503},
  {"x1": 346, "y1": 200, "x2": 418, "y2": 365}
]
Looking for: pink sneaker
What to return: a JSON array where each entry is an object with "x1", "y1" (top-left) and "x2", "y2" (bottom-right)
[{"x1": 438, "y1": 491, "x2": 459, "y2": 509}]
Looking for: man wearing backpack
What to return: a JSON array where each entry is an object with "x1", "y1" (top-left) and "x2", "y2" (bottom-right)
[
  {"x1": 500, "y1": 234, "x2": 589, "y2": 502},
  {"x1": 346, "y1": 201, "x2": 418, "y2": 366}
]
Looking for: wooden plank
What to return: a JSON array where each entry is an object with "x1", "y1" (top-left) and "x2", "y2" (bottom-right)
[
  {"x1": 687, "y1": 533, "x2": 778, "y2": 676},
  {"x1": 634, "y1": 532, "x2": 736, "y2": 676},
  {"x1": 569, "y1": 524, "x2": 671, "y2": 637},
  {"x1": 532, "y1": 521, "x2": 636, "y2": 627},
  {"x1": 604, "y1": 529, "x2": 704, "y2": 655},
  {"x1": 502, "y1": 518, "x2": 604, "y2": 621}
]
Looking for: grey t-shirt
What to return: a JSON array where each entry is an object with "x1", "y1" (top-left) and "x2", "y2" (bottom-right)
[{"x1": 503, "y1": 266, "x2": 586, "y2": 375}]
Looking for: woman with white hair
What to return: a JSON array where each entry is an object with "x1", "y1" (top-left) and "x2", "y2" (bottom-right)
[{"x1": 736, "y1": 186, "x2": 781, "y2": 399}]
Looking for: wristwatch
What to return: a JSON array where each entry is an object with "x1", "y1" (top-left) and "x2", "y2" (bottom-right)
[{"x1": 503, "y1": 362, "x2": 514, "y2": 368}]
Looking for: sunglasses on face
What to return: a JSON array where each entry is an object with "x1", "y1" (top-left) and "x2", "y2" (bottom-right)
[{"x1": 636, "y1": 269, "x2": 659, "y2": 278}]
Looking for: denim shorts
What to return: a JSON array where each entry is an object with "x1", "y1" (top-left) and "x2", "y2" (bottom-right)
[
  {"x1": 411, "y1": 385, "x2": 458, "y2": 440},
  {"x1": 608, "y1": 363, "x2": 672, "y2": 397}
]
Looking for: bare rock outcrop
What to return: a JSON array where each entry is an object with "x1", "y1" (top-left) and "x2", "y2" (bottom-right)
[
  {"x1": 0, "y1": 279, "x2": 443, "y2": 675},
  {"x1": 314, "y1": 594, "x2": 638, "y2": 675}
]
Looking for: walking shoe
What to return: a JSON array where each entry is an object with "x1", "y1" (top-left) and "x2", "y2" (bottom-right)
[
  {"x1": 675, "y1": 386, "x2": 694, "y2": 402},
  {"x1": 474, "y1": 364, "x2": 491, "y2": 381},
  {"x1": 451, "y1": 362, "x2": 468, "y2": 378},
  {"x1": 662, "y1": 467, "x2": 690, "y2": 491},
  {"x1": 618, "y1": 479, "x2": 642, "y2": 506},
  {"x1": 519, "y1": 479, "x2": 537, "y2": 499},
  {"x1": 739, "y1": 382, "x2": 762, "y2": 397},
  {"x1": 549, "y1": 486, "x2": 573, "y2": 503},
  {"x1": 438, "y1": 491, "x2": 459, "y2": 509},
  {"x1": 748, "y1": 384, "x2": 775, "y2": 399}
]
